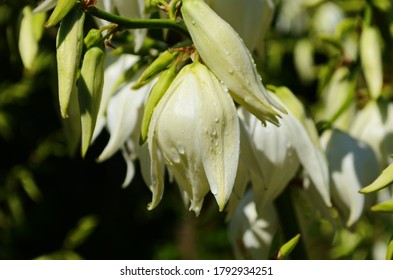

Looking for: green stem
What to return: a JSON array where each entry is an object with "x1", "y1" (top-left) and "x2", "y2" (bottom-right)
[{"x1": 83, "y1": 5, "x2": 190, "y2": 37}]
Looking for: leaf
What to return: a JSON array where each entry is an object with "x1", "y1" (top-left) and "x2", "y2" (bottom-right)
[
  {"x1": 359, "y1": 162, "x2": 393, "y2": 193},
  {"x1": 63, "y1": 215, "x2": 98, "y2": 249},
  {"x1": 386, "y1": 235, "x2": 393, "y2": 260},
  {"x1": 276, "y1": 234, "x2": 301, "y2": 260},
  {"x1": 371, "y1": 199, "x2": 393, "y2": 212}
]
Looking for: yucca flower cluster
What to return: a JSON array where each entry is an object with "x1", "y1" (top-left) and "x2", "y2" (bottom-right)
[{"x1": 25, "y1": 0, "x2": 393, "y2": 259}]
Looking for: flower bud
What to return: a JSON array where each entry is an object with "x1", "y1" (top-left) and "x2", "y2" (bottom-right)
[
  {"x1": 132, "y1": 50, "x2": 178, "y2": 90},
  {"x1": 45, "y1": 0, "x2": 77, "y2": 28},
  {"x1": 148, "y1": 62, "x2": 240, "y2": 214},
  {"x1": 78, "y1": 42, "x2": 106, "y2": 157},
  {"x1": 18, "y1": 6, "x2": 46, "y2": 70},
  {"x1": 56, "y1": 8, "x2": 85, "y2": 118},
  {"x1": 181, "y1": 0, "x2": 285, "y2": 125},
  {"x1": 360, "y1": 26, "x2": 383, "y2": 100},
  {"x1": 140, "y1": 65, "x2": 178, "y2": 145}
]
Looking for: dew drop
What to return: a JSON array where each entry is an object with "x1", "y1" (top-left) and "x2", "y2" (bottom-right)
[{"x1": 177, "y1": 144, "x2": 185, "y2": 154}]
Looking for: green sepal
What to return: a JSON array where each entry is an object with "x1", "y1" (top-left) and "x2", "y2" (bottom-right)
[
  {"x1": 45, "y1": 0, "x2": 78, "y2": 28},
  {"x1": 386, "y1": 235, "x2": 393, "y2": 260},
  {"x1": 84, "y1": 29, "x2": 103, "y2": 50},
  {"x1": 78, "y1": 46, "x2": 106, "y2": 157},
  {"x1": 139, "y1": 65, "x2": 178, "y2": 145},
  {"x1": 276, "y1": 234, "x2": 301, "y2": 260},
  {"x1": 133, "y1": 50, "x2": 178, "y2": 90},
  {"x1": 359, "y1": 162, "x2": 393, "y2": 193},
  {"x1": 371, "y1": 199, "x2": 393, "y2": 212}
]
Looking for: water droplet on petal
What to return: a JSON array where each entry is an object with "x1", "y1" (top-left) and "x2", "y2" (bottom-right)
[{"x1": 178, "y1": 144, "x2": 185, "y2": 154}]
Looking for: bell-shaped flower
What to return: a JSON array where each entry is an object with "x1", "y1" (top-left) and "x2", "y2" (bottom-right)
[
  {"x1": 238, "y1": 87, "x2": 330, "y2": 211},
  {"x1": 321, "y1": 129, "x2": 380, "y2": 227},
  {"x1": 228, "y1": 190, "x2": 279, "y2": 259},
  {"x1": 205, "y1": 0, "x2": 275, "y2": 55},
  {"x1": 96, "y1": 78, "x2": 154, "y2": 187},
  {"x1": 147, "y1": 61, "x2": 240, "y2": 215},
  {"x1": 92, "y1": 54, "x2": 141, "y2": 142},
  {"x1": 312, "y1": 2, "x2": 344, "y2": 35},
  {"x1": 349, "y1": 100, "x2": 393, "y2": 168},
  {"x1": 275, "y1": 0, "x2": 309, "y2": 35},
  {"x1": 181, "y1": 0, "x2": 285, "y2": 125},
  {"x1": 89, "y1": 53, "x2": 153, "y2": 187}
]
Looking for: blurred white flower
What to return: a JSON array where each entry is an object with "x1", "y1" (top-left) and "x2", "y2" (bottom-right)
[
  {"x1": 147, "y1": 62, "x2": 240, "y2": 215},
  {"x1": 238, "y1": 88, "x2": 330, "y2": 211},
  {"x1": 229, "y1": 190, "x2": 278, "y2": 259},
  {"x1": 321, "y1": 129, "x2": 380, "y2": 227},
  {"x1": 89, "y1": 53, "x2": 156, "y2": 187},
  {"x1": 312, "y1": 2, "x2": 344, "y2": 35},
  {"x1": 206, "y1": 0, "x2": 275, "y2": 56},
  {"x1": 349, "y1": 100, "x2": 393, "y2": 168},
  {"x1": 33, "y1": 0, "x2": 57, "y2": 14},
  {"x1": 93, "y1": 54, "x2": 141, "y2": 141},
  {"x1": 322, "y1": 129, "x2": 380, "y2": 226},
  {"x1": 275, "y1": 0, "x2": 309, "y2": 35}
]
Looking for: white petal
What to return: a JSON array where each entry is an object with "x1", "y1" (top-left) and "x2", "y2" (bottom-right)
[
  {"x1": 97, "y1": 81, "x2": 151, "y2": 162},
  {"x1": 229, "y1": 190, "x2": 278, "y2": 259},
  {"x1": 93, "y1": 54, "x2": 140, "y2": 141},
  {"x1": 275, "y1": 89, "x2": 331, "y2": 206},
  {"x1": 322, "y1": 129, "x2": 380, "y2": 226},
  {"x1": 33, "y1": 0, "x2": 57, "y2": 14},
  {"x1": 239, "y1": 108, "x2": 299, "y2": 209}
]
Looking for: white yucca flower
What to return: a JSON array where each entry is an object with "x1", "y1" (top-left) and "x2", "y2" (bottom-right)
[
  {"x1": 90, "y1": 54, "x2": 155, "y2": 187},
  {"x1": 229, "y1": 190, "x2": 278, "y2": 260},
  {"x1": 238, "y1": 88, "x2": 330, "y2": 211},
  {"x1": 321, "y1": 129, "x2": 380, "y2": 227},
  {"x1": 147, "y1": 62, "x2": 240, "y2": 215},
  {"x1": 181, "y1": 0, "x2": 285, "y2": 125},
  {"x1": 349, "y1": 100, "x2": 393, "y2": 168}
]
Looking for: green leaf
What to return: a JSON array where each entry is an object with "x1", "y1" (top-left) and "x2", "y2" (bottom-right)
[
  {"x1": 386, "y1": 236, "x2": 393, "y2": 260},
  {"x1": 63, "y1": 215, "x2": 98, "y2": 249},
  {"x1": 359, "y1": 162, "x2": 393, "y2": 193},
  {"x1": 45, "y1": 0, "x2": 78, "y2": 28},
  {"x1": 371, "y1": 200, "x2": 393, "y2": 212},
  {"x1": 277, "y1": 234, "x2": 301, "y2": 260}
]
